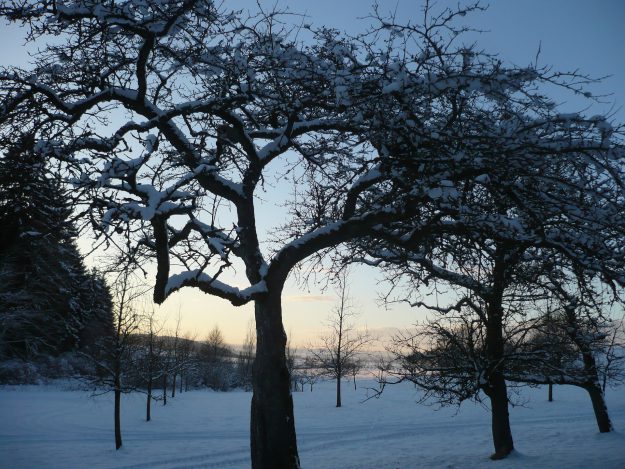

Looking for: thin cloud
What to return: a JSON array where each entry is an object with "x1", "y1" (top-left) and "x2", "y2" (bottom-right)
[{"x1": 285, "y1": 294, "x2": 335, "y2": 303}]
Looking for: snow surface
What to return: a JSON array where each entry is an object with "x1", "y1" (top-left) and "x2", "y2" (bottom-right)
[{"x1": 1, "y1": 380, "x2": 624, "y2": 468}]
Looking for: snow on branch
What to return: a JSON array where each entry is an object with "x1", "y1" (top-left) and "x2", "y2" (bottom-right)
[{"x1": 163, "y1": 269, "x2": 267, "y2": 306}]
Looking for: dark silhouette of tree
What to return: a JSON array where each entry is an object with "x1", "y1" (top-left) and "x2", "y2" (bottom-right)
[
  {"x1": 508, "y1": 279, "x2": 622, "y2": 433},
  {"x1": 0, "y1": 137, "x2": 112, "y2": 362},
  {"x1": 236, "y1": 321, "x2": 256, "y2": 391},
  {"x1": 84, "y1": 269, "x2": 143, "y2": 450},
  {"x1": 378, "y1": 241, "x2": 624, "y2": 457},
  {"x1": 137, "y1": 307, "x2": 164, "y2": 422},
  {"x1": 2, "y1": 1, "x2": 624, "y2": 466},
  {"x1": 198, "y1": 325, "x2": 234, "y2": 390}
]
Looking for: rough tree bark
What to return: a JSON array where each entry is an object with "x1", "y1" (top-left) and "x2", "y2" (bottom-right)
[
  {"x1": 336, "y1": 337, "x2": 342, "y2": 408},
  {"x1": 484, "y1": 372, "x2": 514, "y2": 460},
  {"x1": 114, "y1": 375, "x2": 122, "y2": 450},
  {"x1": 566, "y1": 305, "x2": 614, "y2": 433},
  {"x1": 585, "y1": 383, "x2": 613, "y2": 433},
  {"x1": 146, "y1": 375, "x2": 152, "y2": 422},
  {"x1": 251, "y1": 291, "x2": 299, "y2": 469},
  {"x1": 484, "y1": 248, "x2": 514, "y2": 460},
  {"x1": 580, "y1": 349, "x2": 613, "y2": 432}
]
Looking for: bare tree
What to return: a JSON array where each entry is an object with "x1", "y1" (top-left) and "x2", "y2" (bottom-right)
[
  {"x1": 199, "y1": 325, "x2": 233, "y2": 390},
  {"x1": 161, "y1": 336, "x2": 171, "y2": 406},
  {"x1": 177, "y1": 332, "x2": 197, "y2": 394},
  {"x1": 83, "y1": 268, "x2": 144, "y2": 450},
  {"x1": 298, "y1": 358, "x2": 322, "y2": 392},
  {"x1": 601, "y1": 317, "x2": 625, "y2": 392},
  {"x1": 138, "y1": 306, "x2": 164, "y2": 422},
  {"x1": 345, "y1": 357, "x2": 364, "y2": 390},
  {"x1": 0, "y1": 4, "x2": 421, "y2": 463},
  {"x1": 507, "y1": 280, "x2": 622, "y2": 433},
  {"x1": 379, "y1": 238, "x2": 625, "y2": 457},
  {"x1": 236, "y1": 320, "x2": 255, "y2": 391},
  {"x1": 308, "y1": 272, "x2": 372, "y2": 407},
  {"x1": 169, "y1": 311, "x2": 183, "y2": 399}
]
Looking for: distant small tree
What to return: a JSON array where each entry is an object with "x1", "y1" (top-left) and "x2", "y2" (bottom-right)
[
  {"x1": 600, "y1": 318, "x2": 625, "y2": 392},
  {"x1": 286, "y1": 332, "x2": 302, "y2": 392},
  {"x1": 236, "y1": 321, "x2": 256, "y2": 391},
  {"x1": 299, "y1": 358, "x2": 322, "y2": 393},
  {"x1": 345, "y1": 357, "x2": 364, "y2": 390},
  {"x1": 84, "y1": 269, "x2": 143, "y2": 450},
  {"x1": 169, "y1": 311, "x2": 183, "y2": 399},
  {"x1": 137, "y1": 307, "x2": 164, "y2": 422},
  {"x1": 199, "y1": 325, "x2": 233, "y2": 390},
  {"x1": 177, "y1": 332, "x2": 197, "y2": 394},
  {"x1": 308, "y1": 272, "x2": 371, "y2": 407}
]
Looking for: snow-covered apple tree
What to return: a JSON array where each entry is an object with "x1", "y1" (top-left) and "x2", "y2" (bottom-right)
[
  {"x1": 2, "y1": 0, "x2": 625, "y2": 466},
  {"x1": 343, "y1": 19, "x2": 625, "y2": 459},
  {"x1": 0, "y1": 1, "x2": 423, "y2": 467},
  {"x1": 350, "y1": 103, "x2": 625, "y2": 456},
  {"x1": 509, "y1": 273, "x2": 622, "y2": 433},
  {"x1": 295, "y1": 3, "x2": 625, "y2": 460},
  {"x1": 377, "y1": 238, "x2": 623, "y2": 458}
]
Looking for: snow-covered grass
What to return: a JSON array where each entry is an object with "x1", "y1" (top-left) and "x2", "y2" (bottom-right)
[{"x1": 1, "y1": 380, "x2": 624, "y2": 468}]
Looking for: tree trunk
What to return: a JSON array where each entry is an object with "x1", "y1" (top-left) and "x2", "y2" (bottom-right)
[
  {"x1": 147, "y1": 337, "x2": 154, "y2": 421},
  {"x1": 171, "y1": 373, "x2": 176, "y2": 398},
  {"x1": 114, "y1": 378, "x2": 122, "y2": 450},
  {"x1": 485, "y1": 372, "x2": 514, "y2": 459},
  {"x1": 180, "y1": 373, "x2": 184, "y2": 393},
  {"x1": 250, "y1": 291, "x2": 300, "y2": 469},
  {"x1": 353, "y1": 373, "x2": 357, "y2": 390},
  {"x1": 336, "y1": 309, "x2": 343, "y2": 408},
  {"x1": 548, "y1": 383, "x2": 553, "y2": 402},
  {"x1": 585, "y1": 382, "x2": 613, "y2": 432},
  {"x1": 163, "y1": 373, "x2": 167, "y2": 406},
  {"x1": 336, "y1": 368, "x2": 342, "y2": 408},
  {"x1": 484, "y1": 247, "x2": 514, "y2": 460},
  {"x1": 146, "y1": 375, "x2": 152, "y2": 422},
  {"x1": 577, "y1": 346, "x2": 613, "y2": 433}
]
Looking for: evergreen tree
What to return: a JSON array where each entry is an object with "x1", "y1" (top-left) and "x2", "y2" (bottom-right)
[{"x1": 0, "y1": 138, "x2": 112, "y2": 360}]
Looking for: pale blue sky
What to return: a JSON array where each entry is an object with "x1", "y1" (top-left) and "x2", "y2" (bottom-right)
[{"x1": 1, "y1": 1, "x2": 623, "y2": 345}]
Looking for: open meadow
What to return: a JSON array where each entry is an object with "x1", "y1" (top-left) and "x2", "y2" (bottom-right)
[{"x1": 1, "y1": 380, "x2": 624, "y2": 468}]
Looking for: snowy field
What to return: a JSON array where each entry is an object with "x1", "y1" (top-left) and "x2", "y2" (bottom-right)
[{"x1": 1, "y1": 380, "x2": 624, "y2": 469}]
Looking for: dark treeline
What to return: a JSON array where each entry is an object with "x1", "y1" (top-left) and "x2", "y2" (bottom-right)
[{"x1": 0, "y1": 138, "x2": 113, "y2": 382}]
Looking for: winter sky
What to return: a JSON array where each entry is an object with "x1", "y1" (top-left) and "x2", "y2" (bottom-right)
[{"x1": 1, "y1": 0, "x2": 624, "y2": 346}]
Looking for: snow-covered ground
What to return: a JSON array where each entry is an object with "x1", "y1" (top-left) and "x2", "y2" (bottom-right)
[{"x1": 1, "y1": 380, "x2": 624, "y2": 468}]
